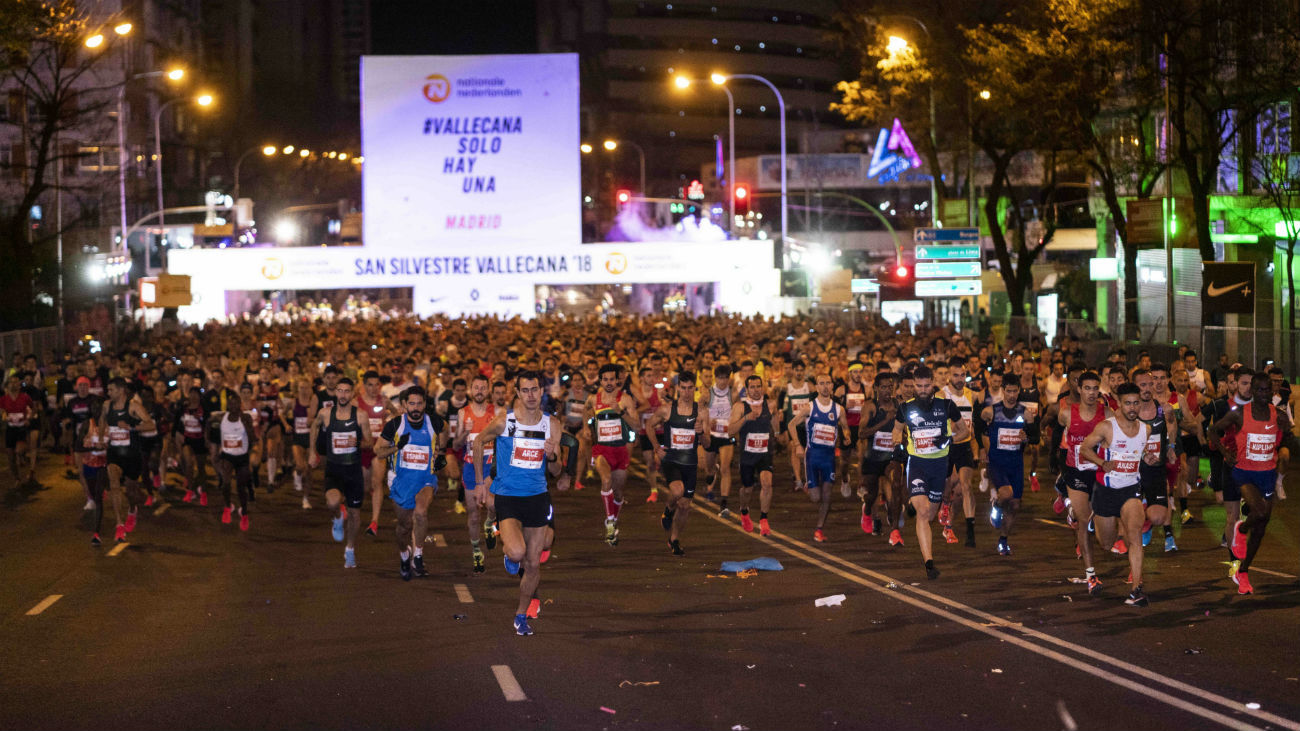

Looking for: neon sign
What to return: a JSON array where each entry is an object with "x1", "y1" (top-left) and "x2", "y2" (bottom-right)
[{"x1": 868, "y1": 118, "x2": 923, "y2": 183}]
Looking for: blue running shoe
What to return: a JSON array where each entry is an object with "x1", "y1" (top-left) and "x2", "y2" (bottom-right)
[
  {"x1": 1164, "y1": 534, "x2": 1178, "y2": 552},
  {"x1": 997, "y1": 538, "x2": 1011, "y2": 556},
  {"x1": 1141, "y1": 529, "x2": 1152, "y2": 547},
  {"x1": 514, "y1": 614, "x2": 533, "y2": 636},
  {"x1": 331, "y1": 515, "x2": 345, "y2": 542},
  {"x1": 343, "y1": 547, "x2": 356, "y2": 568},
  {"x1": 504, "y1": 555, "x2": 520, "y2": 575}
]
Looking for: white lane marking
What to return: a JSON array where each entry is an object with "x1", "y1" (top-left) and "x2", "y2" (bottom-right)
[
  {"x1": 694, "y1": 499, "x2": 1298, "y2": 731},
  {"x1": 1036, "y1": 518, "x2": 1072, "y2": 529},
  {"x1": 491, "y1": 664, "x2": 527, "y2": 702},
  {"x1": 106, "y1": 542, "x2": 129, "y2": 557},
  {"x1": 433, "y1": 533, "x2": 447, "y2": 548},
  {"x1": 454, "y1": 583, "x2": 473, "y2": 603},
  {"x1": 26, "y1": 595, "x2": 63, "y2": 615},
  {"x1": 1222, "y1": 562, "x2": 1297, "y2": 579},
  {"x1": 154, "y1": 503, "x2": 170, "y2": 516}
]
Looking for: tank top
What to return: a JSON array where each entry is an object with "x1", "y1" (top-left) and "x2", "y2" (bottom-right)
[
  {"x1": 492, "y1": 410, "x2": 550, "y2": 497},
  {"x1": 220, "y1": 415, "x2": 250, "y2": 456},
  {"x1": 180, "y1": 407, "x2": 204, "y2": 439},
  {"x1": 323, "y1": 405, "x2": 361, "y2": 465},
  {"x1": 663, "y1": 399, "x2": 698, "y2": 466},
  {"x1": 785, "y1": 383, "x2": 812, "y2": 422},
  {"x1": 565, "y1": 392, "x2": 586, "y2": 429},
  {"x1": 843, "y1": 383, "x2": 866, "y2": 427},
  {"x1": 737, "y1": 399, "x2": 772, "y2": 458},
  {"x1": 104, "y1": 402, "x2": 138, "y2": 456},
  {"x1": 460, "y1": 403, "x2": 497, "y2": 463},
  {"x1": 388, "y1": 414, "x2": 437, "y2": 490},
  {"x1": 944, "y1": 386, "x2": 975, "y2": 444},
  {"x1": 292, "y1": 399, "x2": 311, "y2": 434},
  {"x1": 358, "y1": 396, "x2": 388, "y2": 442},
  {"x1": 988, "y1": 402, "x2": 1027, "y2": 461},
  {"x1": 708, "y1": 384, "x2": 733, "y2": 438},
  {"x1": 900, "y1": 397, "x2": 954, "y2": 459},
  {"x1": 83, "y1": 428, "x2": 108, "y2": 468},
  {"x1": 1064, "y1": 403, "x2": 1104, "y2": 471},
  {"x1": 1098, "y1": 417, "x2": 1147, "y2": 488},
  {"x1": 864, "y1": 399, "x2": 896, "y2": 459},
  {"x1": 640, "y1": 387, "x2": 663, "y2": 436},
  {"x1": 1019, "y1": 386, "x2": 1041, "y2": 423},
  {"x1": 806, "y1": 398, "x2": 840, "y2": 452},
  {"x1": 1236, "y1": 403, "x2": 1279, "y2": 471},
  {"x1": 1138, "y1": 403, "x2": 1168, "y2": 468},
  {"x1": 592, "y1": 389, "x2": 632, "y2": 445}
]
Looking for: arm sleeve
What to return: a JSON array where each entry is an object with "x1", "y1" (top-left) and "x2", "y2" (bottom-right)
[{"x1": 379, "y1": 418, "x2": 399, "y2": 443}]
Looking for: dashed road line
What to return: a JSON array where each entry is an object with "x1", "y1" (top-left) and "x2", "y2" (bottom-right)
[
  {"x1": 491, "y1": 664, "x2": 527, "y2": 701},
  {"x1": 453, "y1": 583, "x2": 473, "y2": 603},
  {"x1": 107, "y1": 542, "x2": 129, "y2": 557},
  {"x1": 432, "y1": 533, "x2": 447, "y2": 548},
  {"x1": 154, "y1": 503, "x2": 170, "y2": 516},
  {"x1": 26, "y1": 595, "x2": 63, "y2": 616}
]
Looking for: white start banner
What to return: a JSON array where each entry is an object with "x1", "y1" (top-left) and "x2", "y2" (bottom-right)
[{"x1": 361, "y1": 53, "x2": 581, "y2": 249}]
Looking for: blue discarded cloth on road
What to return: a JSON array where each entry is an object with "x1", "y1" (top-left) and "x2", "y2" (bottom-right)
[{"x1": 720, "y1": 558, "x2": 784, "y2": 572}]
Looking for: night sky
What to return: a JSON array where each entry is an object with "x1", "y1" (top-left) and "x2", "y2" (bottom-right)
[{"x1": 369, "y1": 0, "x2": 539, "y2": 55}]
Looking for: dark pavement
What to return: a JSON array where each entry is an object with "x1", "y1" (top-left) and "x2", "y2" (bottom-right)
[{"x1": 2, "y1": 450, "x2": 1298, "y2": 731}]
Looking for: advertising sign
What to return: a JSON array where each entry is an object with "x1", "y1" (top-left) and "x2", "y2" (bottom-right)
[
  {"x1": 361, "y1": 54, "x2": 580, "y2": 250},
  {"x1": 1200, "y1": 261, "x2": 1255, "y2": 317}
]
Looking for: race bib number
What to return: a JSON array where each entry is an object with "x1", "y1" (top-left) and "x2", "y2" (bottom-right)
[
  {"x1": 331, "y1": 431, "x2": 357, "y2": 454},
  {"x1": 1072, "y1": 445, "x2": 1097, "y2": 471},
  {"x1": 1245, "y1": 432, "x2": 1276, "y2": 462},
  {"x1": 108, "y1": 426, "x2": 131, "y2": 447},
  {"x1": 369, "y1": 417, "x2": 384, "y2": 434},
  {"x1": 1112, "y1": 449, "x2": 1140, "y2": 475},
  {"x1": 810, "y1": 422, "x2": 837, "y2": 447},
  {"x1": 85, "y1": 451, "x2": 107, "y2": 468},
  {"x1": 294, "y1": 416, "x2": 309, "y2": 434},
  {"x1": 845, "y1": 393, "x2": 864, "y2": 414},
  {"x1": 464, "y1": 432, "x2": 494, "y2": 462},
  {"x1": 510, "y1": 437, "x2": 545, "y2": 469},
  {"x1": 398, "y1": 444, "x2": 431, "y2": 470},
  {"x1": 183, "y1": 415, "x2": 202, "y2": 437},
  {"x1": 997, "y1": 429, "x2": 1023, "y2": 451},
  {"x1": 669, "y1": 427, "x2": 694, "y2": 450},
  {"x1": 597, "y1": 419, "x2": 623, "y2": 443},
  {"x1": 744, "y1": 432, "x2": 769, "y2": 453},
  {"x1": 223, "y1": 436, "x2": 245, "y2": 451},
  {"x1": 912, "y1": 427, "x2": 941, "y2": 454},
  {"x1": 872, "y1": 431, "x2": 894, "y2": 451},
  {"x1": 1145, "y1": 432, "x2": 1162, "y2": 455},
  {"x1": 711, "y1": 418, "x2": 730, "y2": 437},
  {"x1": 6, "y1": 412, "x2": 26, "y2": 426}
]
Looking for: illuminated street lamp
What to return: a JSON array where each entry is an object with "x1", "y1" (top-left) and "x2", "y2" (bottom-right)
[
  {"x1": 154, "y1": 92, "x2": 215, "y2": 228},
  {"x1": 601, "y1": 139, "x2": 646, "y2": 197},
  {"x1": 674, "y1": 75, "x2": 737, "y2": 235},
  {"x1": 580, "y1": 143, "x2": 593, "y2": 154},
  {"x1": 234, "y1": 143, "x2": 278, "y2": 200},
  {"x1": 883, "y1": 24, "x2": 937, "y2": 227},
  {"x1": 282, "y1": 145, "x2": 295, "y2": 155}
]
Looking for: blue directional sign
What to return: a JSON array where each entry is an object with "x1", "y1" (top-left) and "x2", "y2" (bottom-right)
[
  {"x1": 915, "y1": 261, "x2": 981, "y2": 279},
  {"x1": 913, "y1": 227, "x2": 979, "y2": 243},
  {"x1": 914, "y1": 244, "x2": 981, "y2": 260}
]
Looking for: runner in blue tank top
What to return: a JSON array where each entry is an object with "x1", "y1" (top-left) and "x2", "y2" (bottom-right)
[
  {"x1": 980, "y1": 379, "x2": 1031, "y2": 556},
  {"x1": 373, "y1": 386, "x2": 446, "y2": 581},
  {"x1": 472, "y1": 370, "x2": 562, "y2": 637},
  {"x1": 787, "y1": 373, "x2": 848, "y2": 543}
]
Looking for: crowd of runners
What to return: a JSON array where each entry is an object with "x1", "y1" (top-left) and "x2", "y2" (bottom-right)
[{"x1": 1, "y1": 312, "x2": 1296, "y2": 634}]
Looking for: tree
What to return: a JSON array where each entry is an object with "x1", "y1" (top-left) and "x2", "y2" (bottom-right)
[
  {"x1": 1236, "y1": 151, "x2": 1300, "y2": 367},
  {"x1": 0, "y1": 0, "x2": 121, "y2": 330}
]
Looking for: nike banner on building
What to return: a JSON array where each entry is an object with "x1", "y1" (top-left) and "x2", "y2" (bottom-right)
[{"x1": 1200, "y1": 261, "x2": 1255, "y2": 318}]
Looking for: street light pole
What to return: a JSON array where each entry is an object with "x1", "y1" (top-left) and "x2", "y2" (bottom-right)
[
  {"x1": 154, "y1": 93, "x2": 212, "y2": 233},
  {"x1": 722, "y1": 74, "x2": 786, "y2": 246},
  {"x1": 233, "y1": 144, "x2": 276, "y2": 200},
  {"x1": 885, "y1": 16, "x2": 937, "y2": 227}
]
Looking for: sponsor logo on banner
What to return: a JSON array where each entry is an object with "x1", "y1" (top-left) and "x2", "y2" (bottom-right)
[
  {"x1": 1200, "y1": 261, "x2": 1255, "y2": 319},
  {"x1": 261, "y1": 258, "x2": 284, "y2": 280},
  {"x1": 422, "y1": 74, "x2": 451, "y2": 103},
  {"x1": 604, "y1": 252, "x2": 628, "y2": 275}
]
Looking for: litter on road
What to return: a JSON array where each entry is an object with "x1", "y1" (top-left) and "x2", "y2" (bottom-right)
[{"x1": 815, "y1": 594, "x2": 846, "y2": 607}]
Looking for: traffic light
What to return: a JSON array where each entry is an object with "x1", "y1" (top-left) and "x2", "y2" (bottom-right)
[
  {"x1": 616, "y1": 189, "x2": 631, "y2": 207},
  {"x1": 878, "y1": 261, "x2": 914, "y2": 300},
  {"x1": 734, "y1": 185, "x2": 749, "y2": 215}
]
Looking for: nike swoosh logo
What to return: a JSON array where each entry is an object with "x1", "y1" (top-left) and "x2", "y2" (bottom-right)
[
  {"x1": 1206, "y1": 282, "x2": 1247, "y2": 297},
  {"x1": 1264, "y1": 425, "x2": 1275, "y2": 430}
]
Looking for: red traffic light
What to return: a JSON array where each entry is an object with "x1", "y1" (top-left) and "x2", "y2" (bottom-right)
[
  {"x1": 895, "y1": 265, "x2": 909, "y2": 278},
  {"x1": 734, "y1": 185, "x2": 748, "y2": 200},
  {"x1": 616, "y1": 190, "x2": 631, "y2": 204}
]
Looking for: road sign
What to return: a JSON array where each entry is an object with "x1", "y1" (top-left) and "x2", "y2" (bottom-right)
[
  {"x1": 915, "y1": 261, "x2": 980, "y2": 279},
  {"x1": 914, "y1": 244, "x2": 981, "y2": 260},
  {"x1": 850, "y1": 278, "x2": 880, "y2": 294},
  {"x1": 915, "y1": 279, "x2": 983, "y2": 297},
  {"x1": 913, "y1": 227, "x2": 979, "y2": 242}
]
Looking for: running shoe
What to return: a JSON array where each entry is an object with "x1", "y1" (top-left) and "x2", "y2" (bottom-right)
[
  {"x1": 90, "y1": 532, "x2": 101, "y2": 546},
  {"x1": 669, "y1": 539, "x2": 684, "y2": 556},
  {"x1": 661, "y1": 509, "x2": 674, "y2": 531},
  {"x1": 604, "y1": 518, "x2": 619, "y2": 546},
  {"x1": 1111, "y1": 538, "x2": 1127, "y2": 555},
  {"x1": 114, "y1": 524, "x2": 127, "y2": 542},
  {"x1": 924, "y1": 560, "x2": 940, "y2": 580},
  {"x1": 343, "y1": 547, "x2": 356, "y2": 569},
  {"x1": 527, "y1": 598, "x2": 541, "y2": 619},
  {"x1": 514, "y1": 614, "x2": 534, "y2": 636},
  {"x1": 989, "y1": 504, "x2": 1003, "y2": 530},
  {"x1": 1030, "y1": 474, "x2": 1041, "y2": 492},
  {"x1": 183, "y1": 489, "x2": 196, "y2": 503},
  {"x1": 938, "y1": 503, "x2": 952, "y2": 527},
  {"x1": 366, "y1": 521, "x2": 378, "y2": 537},
  {"x1": 125, "y1": 510, "x2": 138, "y2": 533},
  {"x1": 1066, "y1": 508, "x2": 1078, "y2": 529},
  {"x1": 1180, "y1": 508, "x2": 1194, "y2": 525},
  {"x1": 942, "y1": 527, "x2": 958, "y2": 544},
  {"x1": 997, "y1": 538, "x2": 1011, "y2": 556},
  {"x1": 741, "y1": 513, "x2": 754, "y2": 533},
  {"x1": 1126, "y1": 571, "x2": 1133, "y2": 584},
  {"x1": 539, "y1": 549, "x2": 551, "y2": 563},
  {"x1": 1052, "y1": 494, "x2": 1066, "y2": 514},
  {"x1": 888, "y1": 528, "x2": 903, "y2": 547},
  {"x1": 199, "y1": 490, "x2": 208, "y2": 507},
  {"x1": 840, "y1": 481, "x2": 852, "y2": 498},
  {"x1": 331, "y1": 514, "x2": 345, "y2": 542},
  {"x1": 1228, "y1": 559, "x2": 1240, "y2": 580},
  {"x1": 1164, "y1": 534, "x2": 1178, "y2": 552},
  {"x1": 83, "y1": 498, "x2": 96, "y2": 511},
  {"x1": 1075, "y1": 544, "x2": 1081, "y2": 559},
  {"x1": 1086, "y1": 575, "x2": 1102, "y2": 596},
  {"x1": 759, "y1": 518, "x2": 771, "y2": 537},
  {"x1": 813, "y1": 528, "x2": 826, "y2": 543},
  {"x1": 484, "y1": 520, "x2": 498, "y2": 550},
  {"x1": 719, "y1": 507, "x2": 731, "y2": 518},
  {"x1": 1125, "y1": 586, "x2": 1149, "y2": 607},
  {"x1": 239, "y1": 512, "x2": 250, "y2": 532},
  {"x1": 453, "y1": 500, "x2": 466, "y2": 514},
  {"x1": 1141, "y1": 528, "x2": 1151, "y2": 547},
  {"x1": 646, "y1": 490, "x2": 658, "y2": 503},
  {"x1": 412, "y1": 555, "x2": 428, "y2": 577},
  {"x1": 1230, "y1": 520, "x2": 1248, "y2": 560},
  {"x1": 504, "y1": 555, "x2": 521, "y2": 575},
  {"x1": 860, "y1": 513, "x2": 874, "y2": 535},
  {"x1": 399, "y1": 557, "x2": 412, "y2": 581},
  {"x1": 473, "y1": 548, "x2": 486, "y2": 573},
  {"x1": 1233, "y1": 570, "x2": 1253, "y2": 595},
  {"x1": 144, "y1": 494, "x2": 154, "y2": 507},
  {"x1": 221, "y1": 507, "x2": 233, "y2": 525},
  {"x1": 978, "y1": 470, "x2": 989, "y2": 493},
  {"x1": 301, "y1": 497, "x2": 312, "y2": 509}
]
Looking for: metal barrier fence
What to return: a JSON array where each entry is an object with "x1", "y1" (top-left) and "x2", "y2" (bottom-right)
[{"x1": 0, "y1": 327, "x2": 62, "y2": 368}]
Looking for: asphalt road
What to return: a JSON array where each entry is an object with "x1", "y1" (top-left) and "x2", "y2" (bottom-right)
[{"x1": 1, "y1": 448, "x2": 1298, "y2": 731}]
